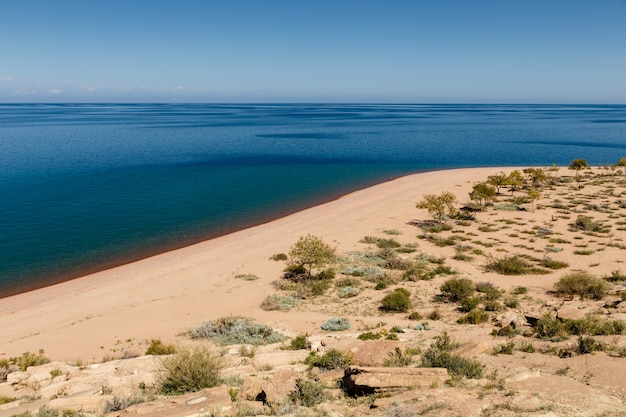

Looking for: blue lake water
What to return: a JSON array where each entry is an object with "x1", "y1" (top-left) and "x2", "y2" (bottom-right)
[{"x1": 1, "y1": 103, "x2": 625, "y2": 297}]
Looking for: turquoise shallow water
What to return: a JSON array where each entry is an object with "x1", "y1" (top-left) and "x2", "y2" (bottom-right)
[{"x1": 1, "y1": 103, "x2": 625, "y2": 297}]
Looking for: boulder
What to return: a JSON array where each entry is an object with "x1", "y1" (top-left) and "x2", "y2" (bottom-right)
[
  {"x1": 451, "y1": 341, "x2": 491, "y2": 358},
  {"x1": 333, "y1": 339, "x2": 406, "y2": 367},
  {"x1": 238, "y1": 368, "x2": 299, "y2": 405},
  {"x1": 111, "y1": 385, "x2": 234, "y2": 416},
  {"x1": 47, "y1": 394, "x2": 115, "y2": 415},
  {"x1": 343, "y1": 366, "x2": 448, "y2": 395},
  {"x1": 556, "y1": 306, "x2": 587, "y2": 321}
]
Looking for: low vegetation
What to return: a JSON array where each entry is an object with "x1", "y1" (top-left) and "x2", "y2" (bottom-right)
[
  {"x1": 190, "y1": 316, "x2": 287, "y2": 345},
  {"x1": 158, "y1": 345, "x2": 223, "y2": 395}
]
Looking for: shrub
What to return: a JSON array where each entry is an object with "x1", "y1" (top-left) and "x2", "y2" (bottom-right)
[
  {"x1": 282, "y1": 335, "x2": 309, "y2": 350},
  {"x1": 305, "y1": 348, "x2": 354, "y2": 371},
  {"x1": 577, "y1": 336, "x2": 604, "y2": 354},
  {"x1": 457, "y1": 309, "x2": 489, "y2": 324},
  {"x1": 384, "y1": 347, "x2": 413, "y2": 367},
  {"x1": 234, "y1": 273, "x2": 258, "y2": 281},
  {"x1": 158, "y1": 345, "x2": 223, "y2": 395},
  {"x1": 408, "y1": 311, "x2": 423, "y2": 320},
  {"x1": 321, "y1": 317, "x2": 351, "y2": 331},
  {"x1": 420, "y1": 333, "x2": 483, "y2": 379},
  {"x1": 459, "y1": 296, "x2": 481, "y2": 313},
  {"x1": 570, "y1": 215, "x2": 608, "y2": 233},
  {"x1": 604, "y1": 269, "x2": 626, "y2": 282},
  {"x1": 440, "y1": 277, "x2": 475, "y2": 302},
  {"x1": 288, "y1": 378, "x2": 331, "y2": 407},
  {"x1": 14, "y1": 350, "x2": 50, "y2": 371},
  {"x1": 493, "y1": 342, "x2": 515, "y2": 355},
  {"x1": 539, "y1": 257, "x2": 569, "y2": 270},
  {"x1": 190, "y1": 317, "x2": 287, "y2": 345},
  {"x1": 475, "y1": 281, "x2": 502, "y2": 300},
  {"x1": 535, "y1": 314, "x2": 569, "y2": 341},
  {"x1": 554, "y1": 271, "x2": 609, "y2": 300},
  {"x1": 485, "y1": 255, "x2": 534, "y2": 275},
  {"x1": 260, "y1": 294, "x2": 299, "y2": 311},
  {"x1": 358, "y1": 331, "x2": 382, "y2": 340},
  {"x1": 512, "y1": 286, "x2": 528, "y2": 295},
  {"x1": 270, "y1": 253, "x2": 288, "y2": 261},
  {"x1": 381, "y1": 289, "x2": 412, "y2": 312},
  {"x1": 338, "y1": 286, "x2": 360, "y2": 298},
  {"x1": 145, "y1": 339, "x2": 177, "y2": 356}
]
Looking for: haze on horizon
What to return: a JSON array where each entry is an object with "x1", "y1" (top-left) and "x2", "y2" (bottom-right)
[{"x1": 1, "y1": 0, "x2": 625, "y2": 104}]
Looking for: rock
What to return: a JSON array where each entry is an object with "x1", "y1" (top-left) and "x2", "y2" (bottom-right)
[
  {"x1": 451, "y1": 341, "x2": 491, "y2": 358},
  {"x1": 315, "y1": 369, "x2": 344, "y2": 384},
  {"x1": 48, "y1": 394, "x2": 115, "y2": 414},
  {"x1": 238, "y1": 368, "x2": 299, "y2": 405},
  {"x1": 111, "y1": 386, "x2": 234, "y2": 417},
  {"x1": 251, "y1": 350, "x2": 309, "y2": 369},
  {"x1": 6, "y1": 371, "x2": 27, "y2": 385},
  {"x1": 333, "y1": 339, "x2": 406, "y2": 367},
  {"x1": 556, "y1": 306, "x2": 587, "y2": 321},
  {"x1": 496, "y1": 311, "x2": 524, "y2": 328},
  {"x1": 505, "y1": 370, "x2": 541, "y2": 383},
  {"x1": 343, "y1": 366, "x2": 448, "y2": 395},
  {"x1": 25, "y1": 372, "x2": 52, "y2": 390}
]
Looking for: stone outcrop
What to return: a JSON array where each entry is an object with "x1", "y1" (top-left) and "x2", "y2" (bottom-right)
[{"x1": 342, "y1": 366, "x2": 449, "y2": 395}]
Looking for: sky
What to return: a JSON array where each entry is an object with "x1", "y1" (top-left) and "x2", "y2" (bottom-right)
[{"x1": 1, "y1": 0, "x2": 625, "y2": 103}]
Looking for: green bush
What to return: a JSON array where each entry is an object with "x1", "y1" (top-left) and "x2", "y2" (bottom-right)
[
  {"x1": 14, "y1": 350, "x2": 50, "y2": 371},
  {"x1": 570, "y1": 215, "x2": 608, "y2": 233},
  {"x1": 577, "y1": 336, "x2": 604, "y2": 354},
  {"x1": 492, "y1": 342, "x2": 515, "y2": 355},
  {"x1": 270, "y1": 253, "x2": 288, "y2": 261},
  {"x1": 440, "y1": 277, "x2": 475, "y2": 302},
  {"x1": 539, "y1": 257, "x2": 569, "y2": 270},
  {"x1": 485, "y1": 255, "x2": 534, "y2": 275},
  {"x1": 457, "y1": 309, "x2": 489, "y2": 324},
  {"x1": 145, "y1": 339, "x2": 177, "y2": 356},
  {"x1": 288, "y1": 378, "x2": 331, "y2": 407},
  {"x1": 260, "y1": 294, "x2": 299, "y2": 311},
  {"x1": 554, "y1": 271, "x2": 609, "y2": 300},
  {"x1": 420, "y1": 333, "x2": 483, "y2": 379},
  {"x1": 190, "y1": 317, "x2": 287, "y2": 345},
  {"x1": 321, "y1": 317, "x2": 351, "y2": 331},
  {"x1": 459, "y1": 296, "x2": 481, "y2": 313},
  {"x1": 534, "y1": 314, "x2": 569, "y2": 341},
  {"x1": 604, "y1": 269, "x2": 626, "y2": 282},
  {"x1": 357, "y1": 331, "x2": 382, "y2": 340},
  {"x1": 381, "y1": 289, "x2": 412, "y2": 312},
  {"x1": 158, "y1": 345, "x2": 223, "y2": 395},
  {"x1": 282, "y1": 335, "x2": 309, "y2": 350},
  {"x1": 305, "y1": 348, "x2": 354, "y2": 371},
  {"x1": 338, "y1": 286, "x2": 360, "y2": 298},
  {"x1": 475, "y1": 281, "x2": 502, "y2": 300}
]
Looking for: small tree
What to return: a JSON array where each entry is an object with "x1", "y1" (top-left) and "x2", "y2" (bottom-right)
[
  {"x1": 416, "y1": 191, "x2": 458, "y2": 226},
  {"x1": 527, "y1": 187, "x2": 540, "y2": 212},
  {"x1": 469, "y1": 182, "x2": 496, "y2": 207},
  {"x1": 487, "y1": 172, "x2": 508, "y2": 194},
  {"x1": 505, "y1": 170, "x2": 524, "y2": 194},
  {"x1": 523, "y1": 168, "x2": 547, "y2": 188},
  {"x1": 568, "y1": 159, "x2": 589, "y2": 188},
  {"x1": 288, "y1": 234, "x2": 336, "y2": 278},
  {"x1": 615, "y1": 157, "x2": 626, "y2": 175}
]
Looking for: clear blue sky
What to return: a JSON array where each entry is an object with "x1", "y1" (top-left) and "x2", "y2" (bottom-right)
[{"x1": 1, "y1": 0, "x2": 625, "y2": 103}]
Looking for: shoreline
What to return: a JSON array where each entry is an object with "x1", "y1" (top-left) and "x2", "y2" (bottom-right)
[
  {"x1": 0, "y1": 167, "x2": 518, "y2": 362},
  {"x1": 0, "y1": 168, "x2": 424, "y2": 300}
]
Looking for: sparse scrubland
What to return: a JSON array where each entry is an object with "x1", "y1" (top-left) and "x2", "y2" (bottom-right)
[{"x1": 3, "y1": 160, "x2": 626, "y2": 417}]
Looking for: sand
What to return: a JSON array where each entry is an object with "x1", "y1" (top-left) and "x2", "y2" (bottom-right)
[{"x1": 0, "y1": 167, "x2": 509, "y2": 362}]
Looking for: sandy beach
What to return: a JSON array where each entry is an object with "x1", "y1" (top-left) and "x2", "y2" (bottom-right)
[{"x1": 0, "y1": 167, "x2": 516, "y2": 362}]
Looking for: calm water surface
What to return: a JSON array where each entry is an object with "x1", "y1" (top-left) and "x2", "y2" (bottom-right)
[{"x1": 1, "y1": 104, "x2": 625, "y2": 297}]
